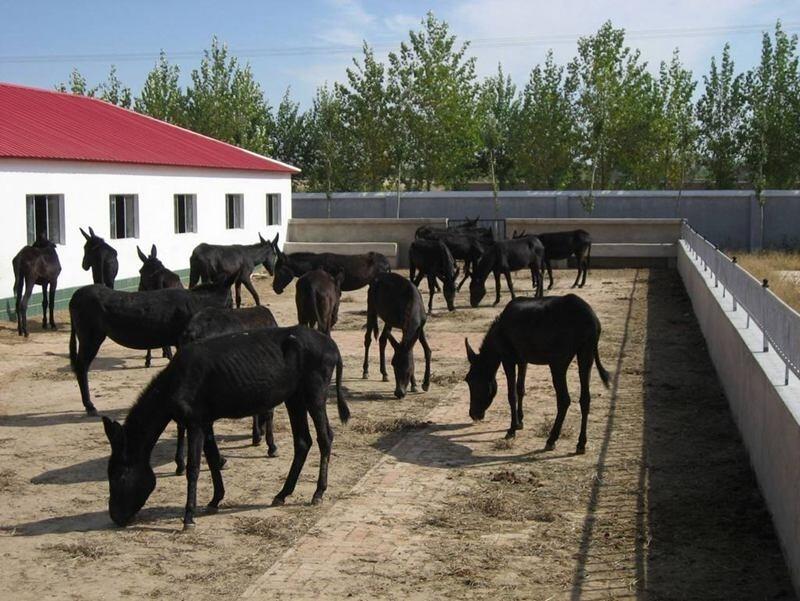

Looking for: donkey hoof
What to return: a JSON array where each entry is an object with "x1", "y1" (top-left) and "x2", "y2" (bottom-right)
[
  {"x1": 517, "y1": 421, "x2": 524, "y2": 430},
  {"x1": 50, "y1": 323, "x2": 58, "y2": 330},
  {"x1": 311, "y1": 496, "x2": 324, "y2": 506},
  {"x1": 175, "y1": 466, "x2": 186, "y2": 476},
  {"x1": 504, "y1": 430, "x2": 516, "y2": 440},
  {"x1": 362, "y1": 371, "x2": 369, "y2": 380},
  {"x1": 85, "y1": 407, "x2": 98, "y2": 417},
  {"x1": 271, "y1": 496, "x2": 286, "y2": 507},
  {"x1": 422, "y1": 382, "x2": 430, "y2": 392},
  {"x1": 575, "y1": 445, "x2": 586, "y2": 455},
  {"x1": 544, "y1": 441, "x2": 556, "y2": 451},
  {"x1": 219, "y1": 457, "x2": 228, "y2": 470},
  {"x1": 381, "y1": 375, "x2": 389, "y2": 382},
  {"x1": 410, "y1": 385, "x2": 418, "y2": 393},
  {"x1": 251, "y1": 438, "x2": 261, "y2": 447},
  {"x1": 268, "y1": 446, "x2": 278, "y2": 458},
  {"x1": 182, "y1": 522, "x2": 196, "y2": 531},
  {"x1": 205, "y1": 504, "x2": 219, "y2": 514}
]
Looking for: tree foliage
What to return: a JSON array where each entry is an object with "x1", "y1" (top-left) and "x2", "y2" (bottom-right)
[{"x1": 135, "y1": 51, "x2": 185, "y2": 124}]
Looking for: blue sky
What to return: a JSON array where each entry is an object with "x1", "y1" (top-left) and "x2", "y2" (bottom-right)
[{"x1": 1, "y1": 0, "x2": 799, "y2": 108}]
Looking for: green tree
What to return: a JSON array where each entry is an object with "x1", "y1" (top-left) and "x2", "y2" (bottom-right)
[
  {"x1": 696, "y1": 44, "x2": 744, "y2": 188},
  {"x1": 388, "y1": 13, "x2": 479, "y2": 190},
  {"x1": 135, "y1": 51, "x2": 186, "y2": 124},
  {"x1": 271, "y1": 88, "x2": 308, "y2": 175},
  {"x1": 306, "y1": 85, "x2": 351, "y2": 208},
  {"x1": 656, "y1": 49, "x2": 698, "y2": 190},
  {"x1": 514, "y1": 51, "x2": 579, "y2": 189},
  {"x1": 476, "y1": 64, "x2": 519, "y2": 209},
  {"x1": 338, "y1": 43, "x2": 392, "y2": 190},
  {"x1": 741, "y1": 21, "x2": 800, "y2": 194},
  {"x1": 569, "y1": 21, "x2": 662, "y2": 194},
  {"x1": 56, "y1": 68, "x2": 94, "y2": 96},
  {"x1": 95, "y1": 65, "x2": 132, "y2": 108},
  {"x1": 186, "y1": 37, "x2": 273, "y2": 155}
]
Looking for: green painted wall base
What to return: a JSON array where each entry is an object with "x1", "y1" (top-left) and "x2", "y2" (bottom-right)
[{"x1": 3, "y1": 269, "x2": 191, "y2": 321}]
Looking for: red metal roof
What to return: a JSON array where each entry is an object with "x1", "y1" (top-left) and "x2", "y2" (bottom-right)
[{"x1": 0, "y1": 82, "x2": 299, "y2": 173}]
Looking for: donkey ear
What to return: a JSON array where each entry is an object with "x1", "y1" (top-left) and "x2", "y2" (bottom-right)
[
  {"x1": 137, "y1": 246, "x2": 147, "y2": 262},
  {"x1": 102, "y1": 416, "x2": 123, "y2": 447},
  {"x1": 465, "y1": 338, "x2": 477, "y2": 364},
  {"x1": 259, "y1": 232, "x2": 266, "y2": 244},
  {"x1": 150, "y1": 244, "x2": 157, "y2": 259},
  {"x1": 272, "y1": 232, "x2": 280, "y2": 247},
  {"x1": 88, "y1": 226, "x2": 97, "y2": 238},
  {"x1": 80, "y1": 227, "x2": 90, "y2": 241}
]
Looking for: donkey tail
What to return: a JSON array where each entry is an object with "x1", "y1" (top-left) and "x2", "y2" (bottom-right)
[
  {"x1": 335, "y1": 353, "x2": 350, "y2": 424},
  {"x1": 594, "y1": 329, "x2": 610, "y2": 388},
  {"x1": 69, "y1": 320, "x2": 79, "y2": 375}
]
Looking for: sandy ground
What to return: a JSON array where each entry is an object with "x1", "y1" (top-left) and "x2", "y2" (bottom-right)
[{"x1": 0, "y1": 268, "x2": 794, "y2": 600}]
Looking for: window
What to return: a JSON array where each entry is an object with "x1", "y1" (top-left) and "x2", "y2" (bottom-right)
[
  {"x1": 174, "y1": 194, "x2": 197, "y2": 233},
  {"x1": 267, "y1": 193, "x2": 281, "y2": 226},
  {"x1": 26, "y1": 194, "x2": 65, "y2": 245},
  {"x1": 109, "y1": 194, "x2": 139, "y2": 239},
  {"x1": 226, "y1": 194, "x2": 244, "y2": 229}
]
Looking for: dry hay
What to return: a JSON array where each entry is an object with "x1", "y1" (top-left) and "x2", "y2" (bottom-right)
[
  {"x1": 535, "y1": 414, "x2": 575, "y2": 440},
  {"x1": 349, "y1": 417, "x2": 430, "y2": 435},
  {"x1": 41, "y1": 541, "x2": 114, "y2": 561},
  {"x1": 731, "y1": 249, "x2": 800, "y2": 312}
]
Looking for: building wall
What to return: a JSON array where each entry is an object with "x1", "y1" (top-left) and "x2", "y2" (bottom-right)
[
  {"x1": 2, "y1": 159, "x2": 292, "y2": 315},
  {"x1": 293, "y1": 190, "x2": 793, "y2": 250}
]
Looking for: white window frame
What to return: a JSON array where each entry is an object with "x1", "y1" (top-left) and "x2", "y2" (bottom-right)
[
  {"x1": 174, "y1": 194, "x2": 197, "y2": 234},
  {"x1": 267, "y1": 193, "x2": 281, "y2": 226},
  {"x1": 225, "y1": 194, "x2": 244, "y2": 229},
  {"x1": 26, "y1": 194, "x2": 65, "y2": 245},
  {"x1": 109, "y1": 194, "x2": 139, "y2": 239}
]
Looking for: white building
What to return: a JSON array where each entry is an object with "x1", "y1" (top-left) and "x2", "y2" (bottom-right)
[{"x1": 0, "y1": 83, "x2": 298, "y2": 317}]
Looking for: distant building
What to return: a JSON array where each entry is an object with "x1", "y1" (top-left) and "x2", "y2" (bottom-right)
[{"x1": 0, "y1": 82, "x2": 298, "y2": 317}]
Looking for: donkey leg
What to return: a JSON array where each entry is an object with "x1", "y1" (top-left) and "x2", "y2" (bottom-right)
[
  {"x1": 504, "y1": 271, "x2": 516, "y2": 300},
  {"x1": 419, "y1": 327, "x2": 432, "y2": 392},
  {"x1": 251, "y1": 415, "x2": 262, "y2": 446},
  {"x1": 456, "y1": 260, "x2": 471, "y2": 291},
  {"x1": 378, "y1": 324, "x2": 391, "y2": 382},
  {"x1": 493, "y1": 271, "x2": 502, "y2": 305},
  {"x1": 163, "y1": 346, "x2": 173, "y2": 360},
  {"x1": 175, "y1": 424, "x2": 187, "y2": 475},
  {"x1": 41, "y1": 282, "x2": 49, "y2": 329},
  {"x1": 242, "y1": 276, "x2": 261, "y2": 306},
  {"x1": 362, "y1": 327, "x2": 372, "y2": 379},
  {"x1": 426, "y1": 274, "x2": 436, "y2": 314},
  {"x1": 545, "y1": 362, "x2": 571, "y2": 450},
  {"x1": 575, "y1": 346, "x2": 594, "y2": 454},
  {"x1": 14, "y1": 278, "x2": 23, "y2": 336},
  {"x1": 144, "y1": 349, "x2": 152, "y2": 368},
  {"x1": 272, "y1": 399, "x2": 312, "y2": 506},
  {"x1": 182, "y1": 425, "x2": 204, "y2": 529},
  {"x1": 20, "y1": 278, "x2": 34, "y2": 337},
  {"x1": 203, "y1": 424, "x2": 226, "y2": 511},
  {"x1": 546, "y1": 259, "x2": 554, "y2": 290},
  {"x1": 234, "y1": 281, "x2": 242, "y2": 308},
  {"x1": 502, "y1": 361, "x2": 520, "y2": 439},
  {"x1": 49, "y1": 280, "x2": 57, "y2": 329},
  {"x1": 516, "y1": 363, "x2": 527, "y2": 429},
  {"x1": 308, "y1": 398, "x2": 333, "y2": 505},
  {"x1": 264, "y1": 409, "x2": 278, "y2": 457},
  {"x1": 75, "y1": 332, "x2": 105, "y2": 415},
  {"x1": 580, "y1": 252, "x2": 589, "y2": 287}
]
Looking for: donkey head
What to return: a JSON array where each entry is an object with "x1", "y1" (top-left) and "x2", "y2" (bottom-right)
[
  {"x1": 137, "y1": 245, "x2": 164, "y2": 291},
  {"x1": 102, "y1": 417, "x2": 156, "y2": 527},
  {"x1": 387, "y1": 335, "x2": 415, "y2": 399},
  {"x1": 464, "y1": 338, "x2": 497, "y2": 421},
  {"x1": 469, "y1": 275, "x2": 487, "y2": 308},
  {"x1": 272, "y1": 249, "x2": 295, "y2": 294},
  {"x1": 80, "y1": 227, "x2": 104, "y2": 271},
  {"x1": 258, "y1": 232, "x2": 280, "y2": 276}
]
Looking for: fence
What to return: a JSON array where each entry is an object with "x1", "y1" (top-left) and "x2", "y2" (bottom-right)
[{"x1": 680, "y1": 221, "x2": 800, "y2": 385}]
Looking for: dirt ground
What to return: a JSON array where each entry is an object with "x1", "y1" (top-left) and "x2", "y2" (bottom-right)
[{"x1": 0, "y1": 268, "x2": 794, "y2": 600}]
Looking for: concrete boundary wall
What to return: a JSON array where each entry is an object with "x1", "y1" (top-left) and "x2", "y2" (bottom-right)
[{"x1": 678, "y1": 242, "x2": 800, "y2": 593}]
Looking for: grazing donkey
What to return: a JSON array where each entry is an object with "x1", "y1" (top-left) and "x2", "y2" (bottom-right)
[
  {"x1": 189, "y1": 233, "x2": 279, "y2": 307},
  {"x1": 295, "y1": 268, "x2": 344, "y2": 335},
  {"x1": 415, "y1": 228, "x2": 489, "y2": 291},
  {"x1": 469, "y1": 236, "x2": 544, "y2": 307},
  {"x1": 101, "y1": 325, "x2": 350, "y2": 529},
  {"x1": 80, "y1": 227, "x2": 119, "y2": 288},
  {"x1": 69, "y1": 277, "x2": 234, "y2": 415},
  {"x1": 12, "y1": 236, "x2": 62, "y2": 337},
  {"x1": 272, "y1": 250, "x2": 390, "y2": 294},
  {"x1": 513, "y1": 230, "x2": 592, "y2": 289},
  {"x1": 177, "y1": 305, "x2": 280, "y2": 473},
  {"x1": 465, "y1": 295, "x2": 610, "y2": 452},
  {"x1": 363, "y1": 272, "x2": 431, "y2": 399},
  {"x1": 408, "y1": 239, "x2": 459, "y2": 313},
  {"x1": 137, "y1": 244, "x2": 184, "y2": 368}
]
